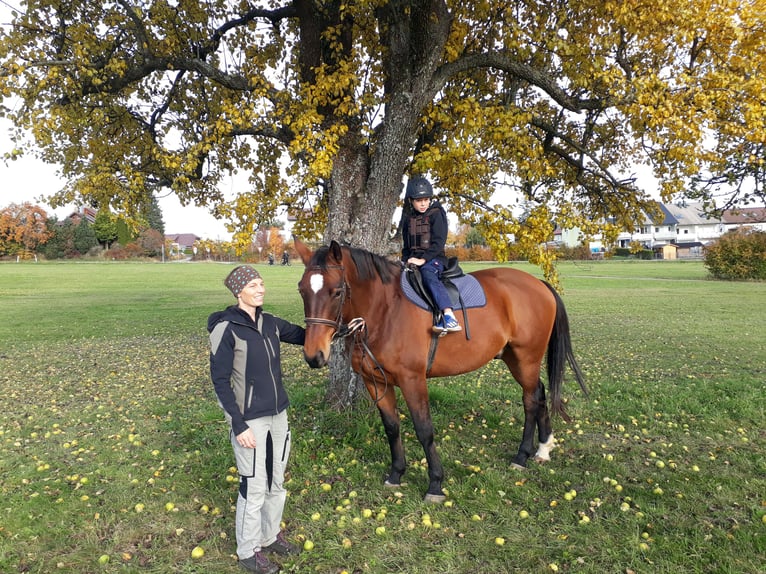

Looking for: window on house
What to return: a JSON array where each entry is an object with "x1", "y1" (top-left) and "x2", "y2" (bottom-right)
[
  {"x1": 684, "y1": 229, "x2": 689, "y2": 234},
  {"x1": 655, "y1": 227, "x2": 659, "y2": 233},
  {"x1": 668, "y1": 226, "x2": 673, "y2": 232}
]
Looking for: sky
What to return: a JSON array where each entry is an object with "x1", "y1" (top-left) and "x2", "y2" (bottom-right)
[
  {"x1": 0, "y1": 120, "x2": 236, "y2": 240},
  {"x1": 0, "y1": 2, "x2": 235, "y2": 240}
]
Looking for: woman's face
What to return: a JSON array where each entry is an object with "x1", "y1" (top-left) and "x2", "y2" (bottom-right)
[{"x1": 238, "y1": 277, "x2": 266, "y2": 309}]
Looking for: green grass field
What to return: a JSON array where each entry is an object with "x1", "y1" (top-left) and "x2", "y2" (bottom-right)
[{"x1": 1, "y1": 259, "x2": 764, "y2": 573}]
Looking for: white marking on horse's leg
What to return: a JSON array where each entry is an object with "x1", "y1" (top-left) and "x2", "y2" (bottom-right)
[
  {"x1": 534, "y1": 433, "x2": 556, "y2": 462},
  {"x1": 424, "y1": 492, "x2": 446, "y2": 504},
  {"x1": 310, "y1": 273, "x2": 324, "y2": 293}
]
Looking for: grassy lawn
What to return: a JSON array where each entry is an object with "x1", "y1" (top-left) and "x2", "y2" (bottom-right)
[{"x1": 0, "y1": 259, "x2": 764, "y2": 573}]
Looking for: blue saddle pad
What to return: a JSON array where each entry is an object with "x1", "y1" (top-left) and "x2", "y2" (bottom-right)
[{"x1": 401, "y1": 272, "x2": 487, "y2": 311}]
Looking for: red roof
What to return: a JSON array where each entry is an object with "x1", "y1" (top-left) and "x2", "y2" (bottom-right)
[{"x1": 721, "y1": 207, "x2": 766, "y2": 224}]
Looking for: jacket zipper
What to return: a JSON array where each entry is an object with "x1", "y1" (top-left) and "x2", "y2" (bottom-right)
[{"x1": 264, "y1": 337, "x2": 279, "y2": 412}]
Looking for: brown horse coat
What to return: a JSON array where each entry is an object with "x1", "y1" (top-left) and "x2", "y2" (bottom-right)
[{"x1": 296, "y1": 239, "x2": 586, "y2": 501}]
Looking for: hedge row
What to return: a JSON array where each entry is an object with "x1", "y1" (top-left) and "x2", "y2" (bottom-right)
[{"x1": 704, "y1": 228, "x2": 766, "y2": 280}]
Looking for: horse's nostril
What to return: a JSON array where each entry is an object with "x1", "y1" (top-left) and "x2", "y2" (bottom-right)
[{"x1": 304, "y1": 350, "x2": 326, "y2": 369}]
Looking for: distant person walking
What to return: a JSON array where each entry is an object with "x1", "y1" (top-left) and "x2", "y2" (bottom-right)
[{"x1": 208, "y1": 265, "x2": 305, "y2": 573}]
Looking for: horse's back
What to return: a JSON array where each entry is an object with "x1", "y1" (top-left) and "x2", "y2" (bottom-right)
[
  {"x1": 470, "y1": 267, "x2": 555, "y2": 311},
  {"x1": 425, "y1": 266, "x2": 556, "y2": 377}
]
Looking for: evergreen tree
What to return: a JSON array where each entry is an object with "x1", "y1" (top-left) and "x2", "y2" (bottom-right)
[
  {"x1": 143, "y1": 195, "x2": 165, "y2": 234},
  {"x1": 41, "y1": 218, "x2": 75, "y2": 259},
  {"x1": 92, "y1": 210, "x2": 118, "y2": 249},
  {"x1": 73, "y1": 218, "x2": 98, "y2": 255}
]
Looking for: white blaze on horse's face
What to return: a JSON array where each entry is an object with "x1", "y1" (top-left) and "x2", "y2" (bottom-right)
[{"x1": 310, "y1": 273, "x2": 324, "y2": 294}]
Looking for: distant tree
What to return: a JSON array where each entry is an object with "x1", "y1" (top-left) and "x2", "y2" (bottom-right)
[
  {"x1": 0, "y1": 202, "x2": 51, "y2": 256},
  {"x1": 92, "y1": 210, "x2": 118, "y2": 249},
  {"x1": 143, "y1": 195, "x2": 164, "y2": 234},
  {"x1": 40, "y1": 218, "x2": 75, "y2": 259},
  {"x1": 73, "y1": 218, "x2": 98, "y2": 255},
  {"x1": 268, "y1": 227, "x2": 286, "y2": 261},
  {"x1": 138, "y1": 228, "x2": 164, "y2": 257},
  {"x1": 465, "y1": 227, "x2": 487, "y2": 248},
  {"x1": 116, "y1": 219, "x2": 134, "y2": 246}
]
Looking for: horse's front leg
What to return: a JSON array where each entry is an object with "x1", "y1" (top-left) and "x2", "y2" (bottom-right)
[
  {"x1": 368, "y1": 381, "x2": 407, "y2": 488},
  {"x1": 401, "y1": 379, "x2": 445, "y2": 503}
]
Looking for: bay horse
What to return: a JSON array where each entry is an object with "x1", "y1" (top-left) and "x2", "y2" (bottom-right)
[{"x1": 295, "y1": 239, "x2": 587, "y2": 502}]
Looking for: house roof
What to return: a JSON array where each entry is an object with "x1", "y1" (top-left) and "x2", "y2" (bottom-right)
[
  {"x1": 656, "y1": 203, "x2": 679, "y2": 226},
  {"x1": 67, "y1": 206, "x2": 98, "y2": 224},
  {"x1": 165, "y1": 233, "x2": 201, "y2": 246},
  {"x1": 721, "y1": 206, "x2": 766, "y2": 225},
  {"x1": 662, "y1": 202, "x2": 720, "y2": 225}
]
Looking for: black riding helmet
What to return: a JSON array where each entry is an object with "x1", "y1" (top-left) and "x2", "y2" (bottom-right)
[{"x1": 405, "y1": 177, "x2": 433, "y2": 200}]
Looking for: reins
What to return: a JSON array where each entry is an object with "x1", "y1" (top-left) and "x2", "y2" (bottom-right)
[{"x1": 336, "y1": 317, "x2": 391, "y2": 405}]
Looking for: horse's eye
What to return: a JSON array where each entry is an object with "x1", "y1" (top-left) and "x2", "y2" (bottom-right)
[{"x1": 332, "y1": 289, "x2": 343, "y2": 299}]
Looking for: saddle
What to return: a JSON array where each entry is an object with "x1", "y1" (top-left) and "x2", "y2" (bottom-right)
[{"x1": 403, "y1": 257, "x2": 487, "y2": 340}]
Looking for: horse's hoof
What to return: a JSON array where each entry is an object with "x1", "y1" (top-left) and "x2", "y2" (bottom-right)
[
  {"x1": 424, "y1": 493, "x2": 446, "y2": 504},
  {"x1": 510, "y1": 462, "x2": 527, "y2": 471},
  {"x1": 533, "y1": 455, "x2": 549, "y2": 463},
  {"x1": 383, "y1": 480, "x2": 400, "y2": 489}
]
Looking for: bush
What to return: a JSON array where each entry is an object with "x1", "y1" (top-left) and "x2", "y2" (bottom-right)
[
  {"x1": 446, "y1": 245, "x2": 495, "y2": 261},
  {"x1": 107, "y1": 242, "x2": 146, "y2": 260},
  {"x1": 556, "y1": 244, "x2": 592, "y2": 260},
  {"x1": 704, "y1": 228, "x2": 766, "y2": 280}
]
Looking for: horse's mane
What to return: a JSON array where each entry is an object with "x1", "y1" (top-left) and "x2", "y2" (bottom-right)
[{"x1": 310, "y1": 244, "x2": 400, "y2": 284}]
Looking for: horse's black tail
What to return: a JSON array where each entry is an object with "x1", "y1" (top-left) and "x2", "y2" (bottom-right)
[{"x1": 543, "y1": 282, "x2": 587, "y2": 421}]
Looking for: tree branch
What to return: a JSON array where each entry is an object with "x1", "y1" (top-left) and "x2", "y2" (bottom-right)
[{"x1": 435, "y1": 51, "x2": 618, "y2": 111}]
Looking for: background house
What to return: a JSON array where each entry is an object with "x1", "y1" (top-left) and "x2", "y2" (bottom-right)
[
  {"x1": 67, "y1": 206, "x2": 98, "y2": 225},
  {"x1": 165, "y1": 233, "x2": 201, "y2": 256},
  {"x1": 556, "y1": 201, "x2": 765, "y2": 258},
  {"x1": 721, "y1": 206, "x2": 766, "y2": 232}
]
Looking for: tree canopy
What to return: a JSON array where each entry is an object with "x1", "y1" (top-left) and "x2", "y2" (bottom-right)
[
  {"x1": 1, "y1": 0, "x2": 764, "y2": 278},
  {"x1": 0, "y1": 201, "x2": 51, "y2": 255}
]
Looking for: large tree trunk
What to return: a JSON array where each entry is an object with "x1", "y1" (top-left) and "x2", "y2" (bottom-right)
[
  {"x1": 316, "y1": 2, "x2": 452, "y2": 408},
  {"x1": 322, "y1": 134, "x2": 407, "y2": 408}
]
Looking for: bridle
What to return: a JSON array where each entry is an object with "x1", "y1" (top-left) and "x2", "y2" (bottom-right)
[
  {"x1": 302, "y1": 265, "x2": 349, "y2": 335},
  {"x1": 301, "y1": 264, "x2": 390, "y2": 403}
]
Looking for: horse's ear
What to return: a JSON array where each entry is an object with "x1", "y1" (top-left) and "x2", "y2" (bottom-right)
[
  {"x1": 329, "y1": 240, "x2": 343, "y2": 263},
  {"x1": 293, "y1": 237, "x2": 313, "y2": 265}
]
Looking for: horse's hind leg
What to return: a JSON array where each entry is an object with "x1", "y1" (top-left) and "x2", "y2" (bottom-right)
[
  {"x1": 370, "y1": 383, "x2": 407, "y2": 488},
  {"x1": 533, "y1": 381, "x2": 556, "y2": 463},
  {"x1": 504, "y1": 354, "x2": 552, "y2": 469}
]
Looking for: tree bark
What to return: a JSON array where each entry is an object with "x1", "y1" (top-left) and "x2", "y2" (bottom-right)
[{"x1": 321, "y1": 132, "x2": 408, "y2": 407}]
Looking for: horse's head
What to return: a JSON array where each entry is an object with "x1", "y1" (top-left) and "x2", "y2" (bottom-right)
[{"x1": 295, "y1": 238, "x2": 347, "y2": 368}]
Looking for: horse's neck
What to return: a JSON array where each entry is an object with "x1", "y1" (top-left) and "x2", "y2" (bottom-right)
[{"x1": 347, "y1": 274, "x2": 401, "y2": 327}]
